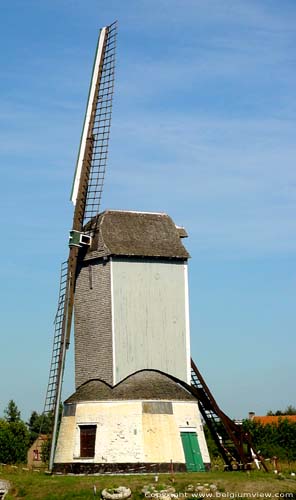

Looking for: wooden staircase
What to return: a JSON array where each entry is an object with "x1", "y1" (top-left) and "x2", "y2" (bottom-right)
[{"x1": 190, "y1": 358, "x2": 268, "y2": 471}]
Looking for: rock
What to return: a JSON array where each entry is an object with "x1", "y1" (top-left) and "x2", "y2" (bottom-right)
[
  {"x1": 141, "y1": 484, "x2": 156, "y2": 494},
  {"x1": 195, "y1": 486, "x2": 204, "y2": 492},
  {"x1": 0, "y1": 480, "x2": 10, "y2": 500},
  {"x1": 101, "y1": 487, "x2": 131, "y2": 500},
  {"x1": 0, "y1": 481, "x2": 9, "y2": 490}
]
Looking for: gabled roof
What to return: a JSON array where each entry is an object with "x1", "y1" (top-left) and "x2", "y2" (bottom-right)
[
  {"x1": 65, "y1": 370, "x2": 196, "y2": 403},
  {"x1": 84, "y1": 210, "x2": 190, "y2": 261}
]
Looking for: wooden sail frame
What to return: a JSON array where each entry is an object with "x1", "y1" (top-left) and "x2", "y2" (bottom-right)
[{"x1": 42, "y1": 22, "x2": 117, "y2": 472}]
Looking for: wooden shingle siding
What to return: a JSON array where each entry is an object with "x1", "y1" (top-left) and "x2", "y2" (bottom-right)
[{"x1": 74, "y1": 259, "x2": 113, "y2": 388}]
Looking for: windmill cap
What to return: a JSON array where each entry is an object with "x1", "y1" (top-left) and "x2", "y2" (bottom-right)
[{"x1": 83, "y1": 210, "x2": 190, "y2": 261}]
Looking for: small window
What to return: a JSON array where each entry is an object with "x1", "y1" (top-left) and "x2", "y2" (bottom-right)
[
  {"x1": 64, "y1": 403, "x2": 76, "y2": 417},
  {"x1": 80, "y1": 425, "x2": 96, "y2": 458}
]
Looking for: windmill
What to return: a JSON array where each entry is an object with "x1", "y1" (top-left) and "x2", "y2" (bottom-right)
[{"x1": 42, "y1": 22, "x2": 267, "y2": 473}]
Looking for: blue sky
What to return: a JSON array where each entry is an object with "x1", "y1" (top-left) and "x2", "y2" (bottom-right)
[{"x1": 0, "y1": 0, "x2": 295, "y2": 421}]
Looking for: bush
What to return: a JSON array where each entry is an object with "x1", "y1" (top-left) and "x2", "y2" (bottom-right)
[{"x1": 242, "y1": 418, "x2": 296, "y2": 461}]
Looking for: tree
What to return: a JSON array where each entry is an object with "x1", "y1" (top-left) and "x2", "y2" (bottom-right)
[
  {"x1": 0, "y1": 401, "x2": 62, "y2": 465},
  {"x1": 0, "y1": 418, "x2": 30, "y2": 464},
  {"x1": 27, "y1": 410, "x2": 53, "y2": 445},
  {"x1": 41, "y1": 436, "x2": 52, "y2": 463},
  {"x1": 4, "y1": 400, "x2": 21, "y2": 422},
  {"x1": 284, "y1": 405, "x2": 296, "y2": 415},
  {"x1": 0, "y1": 400, "x2": 29, "y2": 463},
  {"x1": 267, "y1": 405, "x2": 296, "y2": 416}
]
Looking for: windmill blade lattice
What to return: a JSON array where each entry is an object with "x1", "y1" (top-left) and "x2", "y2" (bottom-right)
[
  {"x1": 42, "y1": 22, "x2": 117, "y2": 471},
  {"x1": 84, "y1": 22, "x2": 116, "y2": 228},
  {"x1": 43, "y1": 261, "x2": 68, "y2": 414}
]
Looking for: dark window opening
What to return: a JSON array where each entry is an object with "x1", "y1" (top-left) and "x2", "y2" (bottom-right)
[{"x1": 80, "y1": 425, "x2": 96, "y2": 458}]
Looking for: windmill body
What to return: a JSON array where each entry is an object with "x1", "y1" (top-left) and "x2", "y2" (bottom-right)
[
  {"x1": 54, "y1": 211, "x2": 210, "y2": 472},
  {"x1": 74, "y1": 210, "x2": 191, "y2": 388},
  {"x1": 44, "y1": 22, "x2": 212, "y2": 474}
]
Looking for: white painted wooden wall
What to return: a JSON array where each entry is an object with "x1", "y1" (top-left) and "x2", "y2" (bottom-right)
[{"x1": 111, "y1": 258, "x2": 191, "y2": 384}]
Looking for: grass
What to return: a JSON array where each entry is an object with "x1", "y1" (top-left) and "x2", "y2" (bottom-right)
[{"x1": 1, "y1": 464, "x2": 296, "y2": 500}]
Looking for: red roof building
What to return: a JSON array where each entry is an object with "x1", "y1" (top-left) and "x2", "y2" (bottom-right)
[{"x1": 249, "y1": 413, "x2": 296, "y2": 425}]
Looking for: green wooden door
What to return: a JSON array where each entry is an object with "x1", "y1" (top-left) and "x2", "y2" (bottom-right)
[{"x1": 181, "y1": 432, "x2": 205, "y2": 472}]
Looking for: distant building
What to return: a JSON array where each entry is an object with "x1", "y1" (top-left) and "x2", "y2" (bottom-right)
[
  {"x1": 248, "y1": 412, "x2": 296, "y2": 426},
  {"x1": 27, "y1": 435, "x2": 48, "y2": 468}
]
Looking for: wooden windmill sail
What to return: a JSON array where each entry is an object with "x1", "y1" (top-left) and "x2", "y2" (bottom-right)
[
  {"x1": 42, "y1": 21, "x2": 117, "y2": 471},
  {"x1": 43, "y1": 21, "x2": 267, "y2": 473}
]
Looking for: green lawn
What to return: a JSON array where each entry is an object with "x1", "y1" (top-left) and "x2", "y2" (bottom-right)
[{"x1": 1, "y1": 466, "x2": 296, "y2": 500}]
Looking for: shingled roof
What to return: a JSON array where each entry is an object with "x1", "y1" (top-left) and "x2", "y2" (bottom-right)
[
  {"x1": 65, "y1": 370, "x2": 196, "y2": 403},
  {"x1": 84, "y1": 210, "x2": 189, "y2": 261}
]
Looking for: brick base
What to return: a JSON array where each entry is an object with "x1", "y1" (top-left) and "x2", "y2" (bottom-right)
[{"x1": 53, "y1": 462, "x2": 187, "y2": 474}]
